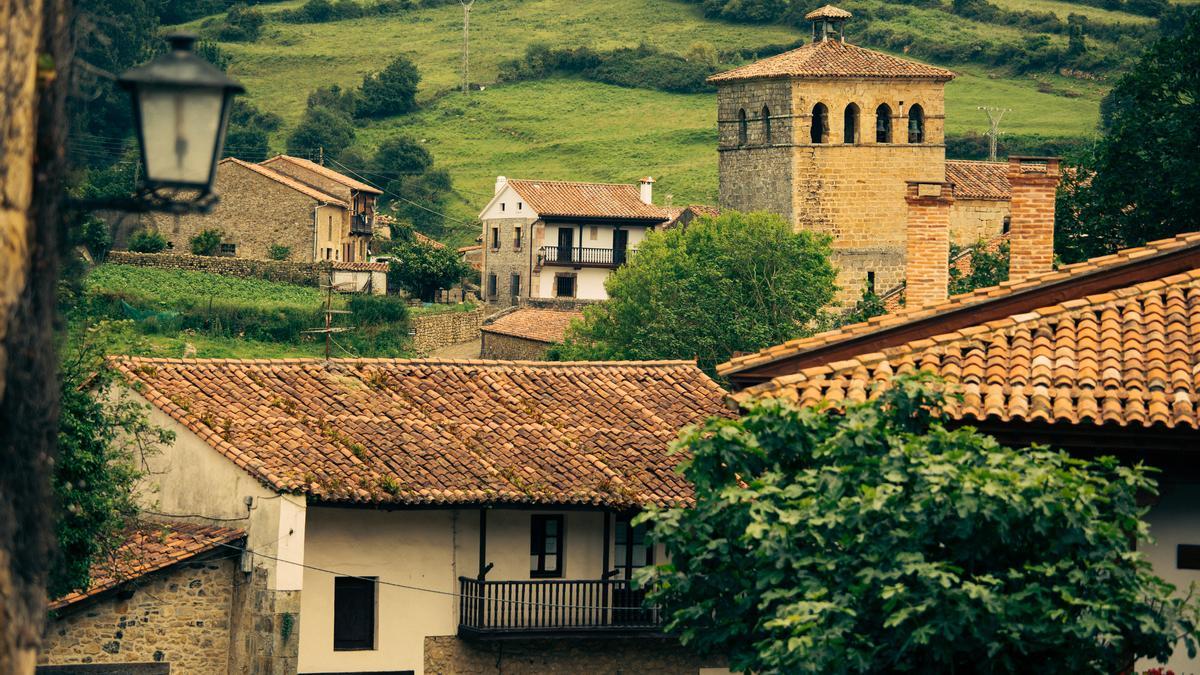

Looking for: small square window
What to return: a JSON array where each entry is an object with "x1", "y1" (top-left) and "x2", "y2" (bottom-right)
[
  {"x1": 501, "y1": 202, "x2": 506, "y2": 212},
  {"x1": 219, "y1": 243, "x2": 236, "y2": 256},
  {"x1": 531, "y1": 515, "x2": 564, "y2": 578},
  {"x1": 555, "y1": 275, "x2": 575, "y2": 299},
  {"x1": 517, "y1": 202, "x2": 523, "y2": 210},
  {"x1": 333, "y1": 576, "x2": 376, "y2": 651}
]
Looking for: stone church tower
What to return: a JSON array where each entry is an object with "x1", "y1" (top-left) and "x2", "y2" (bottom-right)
[{"x1": 709, "y1": 5, "x2": 956, "y2": 302}]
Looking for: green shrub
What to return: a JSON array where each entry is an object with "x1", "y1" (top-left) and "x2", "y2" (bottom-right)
[
  {"x1": 357, "y1": 55, "x2": 421, "y2": 119},
  {"x1": 80, "y1": 217, "x2": 113, "y2": 260},
  {"x1": 347, "y1": 294, "x2": 409, "y2": 325},
  {"x1": 217, "y1": 3, "x2": 265, "y2": 42},
  {"x1": 190, "y1": 229, "x2": 224, "y2": 256},
  {"x1": 286, "y1": 106, "x2": 356, "y2": 158},
  {"x1": 128, "y1": 230, "x2": 167, "y2": 253},
  {"x1": 268, "y1": 244, "x2": 291, "y2": 261}
]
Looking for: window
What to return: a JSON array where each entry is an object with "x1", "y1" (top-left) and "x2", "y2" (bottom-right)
[
  {"x1": 907, "y1": 104, "x2": 925, "y2": 143},
  {"x1": 490, "y1": 226, "x2": 500, "y2": 250},
  {"x1": 843, "y1": 103, "x2": 860, "y2": 144},
  {"x1": 327, "y1": 215, "x2": 334, "y2": 240},
  {"x1": 866, "y1": 270, "x2": 876, "y2": 295},
  {"x1": 589, "y1": 225, "x2": 598, "y2": 241},
  {"x1": 614, "y1": 513, "x2": 654, "y2": 579},
  {"x1": 518, "y1": 201, "x2": 523, "y2": 211},
  {"x1": 487, "y1": 273, "x2": 497, "y2": 298},
  {"x1": 501, "y1": 202, "x2": 506, "y2": 212},
  {"x1": 219, "y1": 242, "x2": 236, "y2": 256},
  {"x1": 513, "y1": 226, "x2": 523, "y2": 250},
  {"x1": 1002, "y1": 216, "x2": 1011, "y2": 234},
  {"x1": 555, "y1": 275, "x2": 576, "y2": 299},
  {"x1": 810, "y1": 103, "x2": 829, "y2": 144},
  {"x1": 1179, "y1": 544, "x2": 1200, "y2": 570},
  {"x1": 333, "y1": 576, "x2": 376, "y2": 651},
  {"x1": 737, "y1": 108, "x2": 748, "y2": 146},
  {"x1": 510, "y1": 273, "x2": 521, "y2": 298},
  {"x1": 530, "y1": 515, "x2": 564, "y2": 578},
  {"x1": 761, "y1": 105, "x2": 772, "y2": 144},
  {"x1": 875, "y1": 104, "x2": 893, "y2": 143}
]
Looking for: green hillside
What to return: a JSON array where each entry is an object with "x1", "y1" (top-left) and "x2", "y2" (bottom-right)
[{"x1": 178, "y1": 0, "x2": 1127, "y2": 243}]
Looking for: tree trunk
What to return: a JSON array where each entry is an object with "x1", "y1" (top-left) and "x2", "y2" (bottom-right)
[{"x1": 0, "y1": 0, "x2": 68, "y2": 671}]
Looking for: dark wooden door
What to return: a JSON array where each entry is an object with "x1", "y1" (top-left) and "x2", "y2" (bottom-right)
[
  {"x1": 557, "y1": 228, "x2": 573, "y2": 262},
  {"x1": 612, "y1": 229, "x2": 628, "y2": 265}
]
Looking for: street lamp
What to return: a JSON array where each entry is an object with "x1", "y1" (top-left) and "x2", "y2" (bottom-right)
[{"x1": 116, "y1": 32, "x2": 244, "y2": 212}]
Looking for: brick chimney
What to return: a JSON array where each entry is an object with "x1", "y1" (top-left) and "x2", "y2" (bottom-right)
[
  {"x1": 905, "y1": 181, "x2": 955, "y2": 307},
  {"x1": 1006, "y1": 156, "x2": 1062, "y2": 282},
  {"x1": 639, "y1": 176, "x2": 654, "y2": 205}
]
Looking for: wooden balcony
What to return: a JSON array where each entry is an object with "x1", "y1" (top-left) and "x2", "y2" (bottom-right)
[
  {"x1": 350, "y1": 214, "x2": 373, "y2": 236},
  {"x1": 457, "y1": 577, "x2": 662, "y2": 638},
  {"x1": 538, "y1": 246, "x2": 631, "y2": 269}
]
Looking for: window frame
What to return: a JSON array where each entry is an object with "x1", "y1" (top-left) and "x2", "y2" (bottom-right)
[
  {"x1": 219, "y1": 242, "x2": 236, "y2": 256},
  {"x1": 530, "y1": 514, "x2": 565, "y2": 578},
  {"x1": 613, "y1": 512, "x2": 654, "y2": 580},
  {"x1": 513, "y1": 225, "x2": 523, "y2": 251},
  {"x1": 487, "y1": 273, "x2": 497, "y2": 299},
  {"x1": 554, "y1": 274, "x2": 576, "y2": 299},
  {"x1": 490, "y1": 226, "x2": 500, "y2": 251},
  {"x1": 737, "y1": 108, "x2": 748, "y2": 146},
  {"x1": 510, "y1": 273, "x2": 521, "y2": 298},
  {"x1": 333, "y1": 576, "x2": 377, "y2": 651},
  {"x1": 844, "y1": 103, "x2": 860, "y2": 144},
  {"x1": 810, "y1": 103, "x2": 829, "y2": 144},
  {"x1": 761, "y1": 105, "x2": 772, "y2": 145},
  {"x1": 875, "y1": 103, "x2": 893, "y2": 143},
  {"x1": 907, "y1": 103, "x2": 925, "y2": 144}
]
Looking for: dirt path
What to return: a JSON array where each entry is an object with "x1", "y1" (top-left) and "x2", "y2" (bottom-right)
[{"x1": 426, "y1": 338, "x2": 482, "y2": 359}]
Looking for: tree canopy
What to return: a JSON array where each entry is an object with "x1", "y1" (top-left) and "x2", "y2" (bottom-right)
[
  {"x1": 357, "y1": 54, "x2": 421, "y2": 119},
  {"x1": 640, "y1": 376, "x2": 1200, "y2": 673},
  {"x1": 552, "y1": 211, "x2": 836, "y2": 376},
  {"x1": 286, "y1": 106, "x2": 356, "y2": 159},
  {"x1": 383, "y1": 228, "x2": 469, "y2": 301}
]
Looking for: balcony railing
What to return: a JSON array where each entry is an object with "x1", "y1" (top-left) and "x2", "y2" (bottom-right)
[
  {"x1": 350, "y1": 214, "x2": 373, "y2": 236},
  {"x1": 458, "y1": 577, "x2": 662, "y2": 637},
  {"x1": 538, "y1": 246, "x2": 631, "y2": 268}
]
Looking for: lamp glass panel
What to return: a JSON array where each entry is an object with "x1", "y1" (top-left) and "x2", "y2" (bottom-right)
[{"x1": 138, "y1": 86, "x2": 224, "y2": 186}]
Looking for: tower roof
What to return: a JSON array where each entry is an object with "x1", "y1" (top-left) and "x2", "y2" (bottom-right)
[
  {"x1": 804, "y1": 4, "x2": 853, "y2": 20},
  {"x1": 707, "y1": 38, "x2": 955, "y2": 83}
]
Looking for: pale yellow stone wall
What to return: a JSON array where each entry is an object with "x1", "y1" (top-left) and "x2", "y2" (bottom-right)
[
  {"x1": 39, "y1": 557, "x2": 236, "y2": 674},
  {"x1": 949, "y1": 199, "x2": 1009, "y2": 245}
]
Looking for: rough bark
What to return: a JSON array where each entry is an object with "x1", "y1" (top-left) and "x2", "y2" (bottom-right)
[{"x1": 0, "y1": 0, "x2": 68, "y2": 672}]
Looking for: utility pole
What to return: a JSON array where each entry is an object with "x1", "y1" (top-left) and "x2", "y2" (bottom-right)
[
  {"x1": 303, "y1": 269, "x2": 354, "y2": 360},
  {"x1": 977, "y1": 106, "x2": 1011, "y2": 162},
  {"x1": 461, "y1": 0, "x2": 476, "y2": 94},
  {"x1": 318, "y1": 145, "x2": 324, "y2": 166}
]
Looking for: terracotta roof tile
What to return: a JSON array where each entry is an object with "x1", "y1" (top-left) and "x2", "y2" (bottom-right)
[
  {"x1": 805, "y1": 4, "x2": 853, "y2": 20},
  {"x1": 946, "y1": 160, "x2": 1010, "y2": 201},
  {"x1": 482, "y1": 308, "x2": 584, "y2": 344},
  {"x1": 507, "y1": 179, "x2": 669, "y2": 221},
  {"x1": 50, "y1": 523, "x2": 244, "y2": 611},
  {"x1": 708, "y1": 39, "x2": 955, "y2": 83},
  {"x1": 113, "y1": 358, "x2": 728, "y2": 508},
  {"x1": 332, "y1": 261, "x2": 388, "y2": 272},
  {"x1": 262, "y1": 155, "x2": 383, "y2": 194},
  {"x1": 720, "y1": 231, "x2": 1200, "y2": 377},
  {"x1": 221, "y1": 158, "x2": 347, "y2": 207},
  {"x1": 737, "y1": 269, "x2": 1200, "y2": 429}
]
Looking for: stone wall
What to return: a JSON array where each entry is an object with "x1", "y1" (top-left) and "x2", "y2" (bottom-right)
[
  {"x1": 410, "y1": 307, "x2": 485, "y2": 354},
  {"x1": 106, "y1": 251, "x2": 328, "y2": 287},
  {"x1": 480, "y1": 332, "x2": 552, "y2": 360},
  {"x1": 424, "y1": 636, "x2": 726, "y2": 675},
  {"x1": 717, "y1": 79, "x2": 796, "y2": 222},
  {"x1": 228, "y1": 565, "x2": 301, "y2": 675},
  {"x1": 39, "y1": 555, "x2": 236, "y2": 674},
  {"x1": 481, "y1": 217, "x2": 536, "y2": 305},
  {"x1": 144, "y1": 160, "x2": 323, "y2": 262},
  {"x1": 949, "y1": 198, "x2": 1009, "y2": 245}
]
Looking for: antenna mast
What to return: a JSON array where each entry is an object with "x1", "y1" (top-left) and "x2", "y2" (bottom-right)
[
  {"x1": 461, "y1": 0, "x2": 476, "y2": 94},
  {"x1": 977, "y1": 106, "x2": 1011, "y2": 162}
]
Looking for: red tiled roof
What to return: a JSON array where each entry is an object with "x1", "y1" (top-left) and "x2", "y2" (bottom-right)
[
  {"x1": 50, "y1": 523, "x2": 244, "y2": 611},
  {"x1": 262, "y1": 155, "x2": 383, "y2": 195},
  {"x1": 506, "y1": 179, "x2": 668, "y2": 221},
  {"x1": 946, "y1": 160, "x2": 1010, "y2": 201},
  {"x1": 708, "y1": 39, "x2": 955, "y2": 83},
  {"x1": 414, "y1": 231, "x2": 446, "y2": 249},
  {"x1": 332, "y1": 261, "x2": 388, "y2": 272},
  {"x1": 221, "y1": 158, "x2": 347, "y2": 207},
  {"x1": 457, "y1": 244, "x2": 482, "y2": 254},
  {"x1": 805, "y1": 4, "x2": 853, "y2": 20},
  {"x1": 736, "y1": 268, "x2": 1200, "y2": 430},
  {"x1": 663, "y1": 204, "x2": 720, "y2": 229},
  {"x1": 113, "y1": 358, "x2": 728, "y2": 508},
  {"x1": 482, "y1": 308, "x2": 584, "y2": 344},
  {"x1": 719, "y1": 232, "x2": 1200, "y2": 379}
]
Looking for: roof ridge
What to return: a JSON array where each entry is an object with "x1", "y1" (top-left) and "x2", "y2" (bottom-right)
[
  {"x1": 113, "y1": 355, "x2": 699, "y2": 368},
  {"x1": 223, "y1": 157, "x2": 347, "y2": 205},
  {"x1": 508, "y1": 178, "x2": 642, "y2": 188}
]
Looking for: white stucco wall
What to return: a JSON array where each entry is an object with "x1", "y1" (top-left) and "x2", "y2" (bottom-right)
[
  {"x1": 1139, "y1": 480, "x2": 1200, "y2": 673},
  {"x1": 480, "y1": 184, "x2": 538, "y2": 222}
]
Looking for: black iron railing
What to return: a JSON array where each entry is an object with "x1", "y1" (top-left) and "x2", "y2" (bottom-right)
[
  {"x1": 458, "y1": 577, "x2": 661, "y2": 636},
  {"x1": 350, "y1": 214, "x2": 373, "y2": 236},
  {"x1": 538, "y1": 246, "x2": 631, "y2": 267}
]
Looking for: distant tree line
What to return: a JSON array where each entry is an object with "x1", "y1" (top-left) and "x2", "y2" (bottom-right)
[
  {"x1": 277, "y1": 0, "x2": 461, "y2": 23},
  {"x1": 497, "y1": 43, "x2": 720, "y2": 94}
]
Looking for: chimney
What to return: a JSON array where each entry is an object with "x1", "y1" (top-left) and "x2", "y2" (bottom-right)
[
  {"x1": 1006, "y1": 156, "x2": 1062, "y2": 282},
  {"x1": 495, "y1": 175, "x2": 507, "y2": 195},
  {"x1": 904, "y1": 181, "x2": 955, "y2": 307},
  {"x1": 639, "y1": 176, "x2": 654, "y2": 205}
]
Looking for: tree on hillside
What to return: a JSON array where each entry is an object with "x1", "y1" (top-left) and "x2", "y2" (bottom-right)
[
  {"x1": 224, "y1": 99, "x2": 282, "y2": 162},
  {"x1": 386, "y1": 236, "x2": 469, "y2": 302},
  {"x1": 1057, "y1": 12, "x2": 1200, "y2": 263},
  {"x1": 374, "y1": 136, "x2": 432, "y2": 180},
  {"x1": 286, "y1": 106, "x2": 356, "y2": 159},
  {"x1": 640, "y1": 376, "x2": 1200, "y2": 673},
  {"x1": 357, "y1": 54, "x2": 421, "y2": 119},
  {"x1": 552, "y1": 212, "x2": 836, "y2": 376}
]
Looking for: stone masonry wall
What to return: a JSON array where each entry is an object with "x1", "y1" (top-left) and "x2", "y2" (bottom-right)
[
  {"x1": 481, "y1": 217, "x2": 536, "y2": 306},
  {"x1": 40, "y1": 556, "x2": 236, "y2": 674},
  {"x1": 106, "y1": 251, "x2": 328, "y2": 287},
  {"x1": 424, "y1": 636, "x2": 726, "y2": 675},
  {"x1": 717, "y1": 79, "x2": 795, "y2": 221},
  {"x1": 949, "y1": 198, "x2": 1009, "y2": 245},
  {"x1": 480, "y1": 332, "x2": 551, "y2": 360},
  {"x1": 228, "y1": 566, "x2": 301, "y2": 675},
  {"x1": 410, "y1": 307, "x2": 485, "y2": 354},
  {"x1": 144, "y1": 160, "x2": 322, "y2": 262}
]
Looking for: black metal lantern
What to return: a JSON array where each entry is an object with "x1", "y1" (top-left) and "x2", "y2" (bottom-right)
[{"x1": 118, "y1": 32, "x2": 244, "y2": 208}]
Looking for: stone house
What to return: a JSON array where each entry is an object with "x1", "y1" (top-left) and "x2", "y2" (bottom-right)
[
  {"x1": 39, "y1": 523, "x2": 246, "y2": 674},
  {"x1": 718, "y1": 187, "x2": 1200, "y2": 671},
  {"x1": 479, "y1": 176, "x2": 670, "y2": 306},
  {"x1": 143, "y1": 157, "x2": 378, "y2": 264},
  {"x1": 480, "y1": 307, "x2": 583, "y2": 360},
  {"x1": 107, "y1": 357, "x2": 733, "y2": 674},
  {"x1": 709, "y1": 5, "x2": 1013, "y2": 302}
]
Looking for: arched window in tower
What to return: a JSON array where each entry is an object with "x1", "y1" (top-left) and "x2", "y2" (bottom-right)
[
  {"x1": 908, "y1": 104, "x2": 925, "y2": 143},
  {"x1": 843, "y1": 103, "x2": 860, "y2": 143},
  {"x1": 762, "y1": 105, "x2": 772, "y2": 144},
  {"x1": 737, "y1": 108, "x2": 748, "y2": 146},
  {"x1": 875, "y1": 104, "x2": 892, "y2": 143},
  {"x1": 810, "y1": 103, "x2": 829, "y2": 144}
]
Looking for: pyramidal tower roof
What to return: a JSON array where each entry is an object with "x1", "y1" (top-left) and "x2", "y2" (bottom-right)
[{"x1": 707, "y1": 6, "x2": 955, "y2": 83}]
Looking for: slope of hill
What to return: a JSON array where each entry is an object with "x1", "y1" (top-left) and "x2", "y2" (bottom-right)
[{"x1": 178, "y1": 0, "x2": 1119, "y2": 244}]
